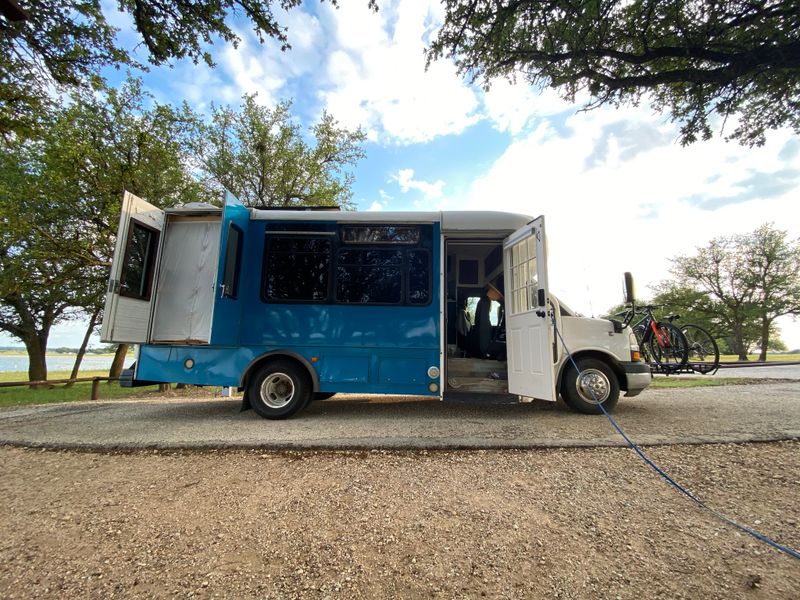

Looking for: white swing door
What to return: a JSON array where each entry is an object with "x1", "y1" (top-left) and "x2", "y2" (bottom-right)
[
  {"x1": 503, "y1": 216, "x2": 555, "y2": 401},
  {"x1": 100, "y1": 191, "x2": 165, "y2": 344}
]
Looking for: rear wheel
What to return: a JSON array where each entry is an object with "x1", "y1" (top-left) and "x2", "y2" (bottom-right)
[
  {"x1": 561, "y1": 358, "x2": 620, "y2": 415},
  {"x1": 680, "y1": 324, "x2": 720, "y2": 374},
  {"x1": 247, "y1": 360, "x2": 311, "y2": 419},
  {"x1": 647, "y1": 322, "x2": 688, "y2": 373}
]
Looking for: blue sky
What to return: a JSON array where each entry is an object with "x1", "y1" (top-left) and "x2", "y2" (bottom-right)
[{"x1": 3, "y1": 0, "x2": 799, "y2": 350}]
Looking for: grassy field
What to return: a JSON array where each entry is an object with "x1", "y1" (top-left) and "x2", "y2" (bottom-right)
[
  {"x1": 649, "y1": 376, "x2": 782, "y2": 389},
  {"x1": 718, "y1": 353, "x2": 800, "y2": 362},
  {"x1": 0, "y1": 370, "x2": 158, "y2": 407}
]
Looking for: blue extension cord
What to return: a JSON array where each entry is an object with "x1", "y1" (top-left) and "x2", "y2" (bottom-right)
[{"x1": 552, "y1": 320, "x2": 800, "y2": 561}]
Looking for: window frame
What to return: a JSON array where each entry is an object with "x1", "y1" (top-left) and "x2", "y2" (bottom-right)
[{"x1": 118, "y1": 219, "x2": 160, "y2": 301}]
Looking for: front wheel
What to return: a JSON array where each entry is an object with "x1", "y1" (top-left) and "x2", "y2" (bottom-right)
[
  {"x1": 247, "y1": 360, "x2": 311, "y2": 420},
  {"x1": 561, "y1": 358, "x2": 620, "y2": 415}
]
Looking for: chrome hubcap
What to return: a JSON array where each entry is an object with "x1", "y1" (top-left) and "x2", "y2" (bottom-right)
[
  {"x1": 577, "y1": 369, "x2": 610, "y2": 404},
  {"x1": 260, "y1": 373, "x2": 295, "y2": 409}
]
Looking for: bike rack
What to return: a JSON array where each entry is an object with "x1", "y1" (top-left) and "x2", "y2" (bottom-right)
[{"x1": 648, "y1": 361, "x2": 719, "y2": 376}]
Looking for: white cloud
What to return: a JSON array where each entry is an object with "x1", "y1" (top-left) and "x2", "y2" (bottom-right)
[
  {"x1": 392, "y1": 168, "x2": 445, "y2": 199},
  {"x1": 458, "y1": 104, "x2": 800, "y2": 343},
  {"x1": 366, "y1": 200, "x2": 385, "y2": 211},
  {"x1": 482, "y1": 78, "x2": 575, "y2": 134},
  {"x1": 316, "y1": 1, "x2": 480, "y2": 144}
]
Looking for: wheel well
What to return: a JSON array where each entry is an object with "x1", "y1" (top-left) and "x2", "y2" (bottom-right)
[
  {"x1": 557, "y1": 350, "x2": 627, "y2": 392},
  {"x1": 240, "y1": 352, "x2": 319, "y2": 393}
]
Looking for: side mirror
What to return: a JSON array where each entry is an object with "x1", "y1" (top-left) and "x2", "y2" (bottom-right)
[{"x1": 623, "y1": 272, "x2": 636, "y2": 303}]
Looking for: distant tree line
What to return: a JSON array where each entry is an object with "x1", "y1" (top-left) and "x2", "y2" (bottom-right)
[{"x1": 607, "y1": 224, "x2": 800, "y2": 360}]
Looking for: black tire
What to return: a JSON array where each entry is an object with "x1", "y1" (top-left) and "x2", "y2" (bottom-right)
[
  {"x1": 247, "y1": 360, "x2": 311, "y2": 419},
  {"x1": 680, "y1": 324, "x2": 720, "y2": 374},
  {"x1": 647, "y1": 322, "x2": 688, "y2": 373},
  {"x1": 312, "y1": 392, "x2": 336, "y2": 401},
  {"x1": 632, "y1": 324, "x2": 651, "y2": 364},
  {"x1": 561, "y1": 358, "x2": 620, "y2": 415}
]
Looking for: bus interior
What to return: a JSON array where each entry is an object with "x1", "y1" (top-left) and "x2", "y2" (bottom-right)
[{"x1": 445, "y1": 239, "x2": 510, "y2": 396}]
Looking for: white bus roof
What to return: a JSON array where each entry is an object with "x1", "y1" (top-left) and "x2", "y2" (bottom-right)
[{"x1": 249, "y1": 209, "x2": 533, "y2": 233}]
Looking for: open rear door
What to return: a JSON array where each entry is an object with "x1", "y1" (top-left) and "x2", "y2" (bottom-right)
[
  {"x1": 503, "y1": 216, "x2": 556, "y2": 401},
  {"x1": 210, "y1": 192, "x2": 249, "y2": 346},
  {"x1": 100, "y1": 191, "x2": 165, "y2": 344}
]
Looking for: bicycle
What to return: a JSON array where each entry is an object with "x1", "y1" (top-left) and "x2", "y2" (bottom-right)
[
  {"x1": 619, "y1": 304, "x2": 689, "y2": 373},
  {"x1": 664, "y1": 316, "x2": 720, "y2": 375}
]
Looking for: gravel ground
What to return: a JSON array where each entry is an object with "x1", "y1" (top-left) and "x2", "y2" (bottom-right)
[
  {"x1": 2, "y1": 381, "x2": 799, "y2": 450},
  {"x1": 1, "y1": 442, "x2": 798, "y2": 599}
]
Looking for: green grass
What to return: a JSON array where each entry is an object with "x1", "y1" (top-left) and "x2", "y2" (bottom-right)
[
  {"x1": 650, "y1": 376, "x2": 782, "y2": 388},
  {"x1": 718, "y1": 353, "x2": 800, "y2": 362},
  {"x1": 0, "y1": 370, "x2": 227, "y2": 408}
]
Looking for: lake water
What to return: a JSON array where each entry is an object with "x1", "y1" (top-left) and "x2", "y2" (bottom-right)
[{"x1": 0, "y1": 355, "x2": 133, "y2": 374}]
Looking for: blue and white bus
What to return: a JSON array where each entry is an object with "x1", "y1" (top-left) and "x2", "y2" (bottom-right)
[{"x1": 101, "y1": 191, "x2": 650, "y2": 419}]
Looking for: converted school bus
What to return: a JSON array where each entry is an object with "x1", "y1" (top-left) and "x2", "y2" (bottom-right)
[{"x1": 101, "y1": 192, "x2": 650, "y2": 419}]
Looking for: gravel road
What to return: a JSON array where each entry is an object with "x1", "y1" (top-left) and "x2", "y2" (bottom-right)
[
  {"x1": 1, "y1": 381, "x2": 799, "y2": 450},
  {"x1": 1, "y1": 442, "x2": 798, "y2": 599}
]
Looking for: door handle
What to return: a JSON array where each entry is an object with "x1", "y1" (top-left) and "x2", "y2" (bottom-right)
[{"x1": 535, "y1": 310, "x2": 546, "y2": 318}]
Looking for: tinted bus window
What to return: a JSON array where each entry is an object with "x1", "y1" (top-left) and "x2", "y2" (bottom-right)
[
  {"x1": 408, "y1": 249, "x2": 431, "y2": 304},
  {"x1": 221, "y1": 224, "x2": 242, "y2": 298},
  {"x1": 264, "y1": 236, "x2": 331, "y2": 302},
  {"x1": 336, "y1": 248, "x2": 402, "y2": 304}
]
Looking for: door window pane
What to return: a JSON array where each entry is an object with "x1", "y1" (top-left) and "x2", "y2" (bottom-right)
[{"x1": 120, "y1": 221, "x2": 159, "y2": 300}]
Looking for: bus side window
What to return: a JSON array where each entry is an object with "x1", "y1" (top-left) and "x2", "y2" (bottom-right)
[
  {"x1": 263, "y1": 235, "x2": 332, "y2": 302},
  {"x1": 221, "y1": 224, "x2": 243, "y2": 299}
]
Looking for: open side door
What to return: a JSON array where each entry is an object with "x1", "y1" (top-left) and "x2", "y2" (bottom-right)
[
  {"x1": 100, "y1": 191, "x2": 165, "y2": 344},
  {"x1": 503, "y1": 216, "x2": 555, "y2": 401},
  {"x1": 210, "y1": 192, "x2": 249, "y2": 346}
]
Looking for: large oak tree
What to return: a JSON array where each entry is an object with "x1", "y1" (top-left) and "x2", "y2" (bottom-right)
[{"x1": 428, "y1": 0, "x2": 800, "y2": 145}]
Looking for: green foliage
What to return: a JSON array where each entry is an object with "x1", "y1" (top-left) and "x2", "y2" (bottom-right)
[
  {"x1": 0, "y1": 0, "x2": 128, "y2": 139},
  {"x1": 668, "y1": 223, "x2": 800, "y2": 359},
  {"x1": 0, "y1": 79, "x2": 203, "y2": 380},
  {"x1": 428, "y1": 1, "x2": 800, "y2": 146},
  {"x1": 2, "y1": 0, "x2": 376, "y2": 140},
  {"x1": 189, "y1": 95, "x2": 366, "y2": 207}
]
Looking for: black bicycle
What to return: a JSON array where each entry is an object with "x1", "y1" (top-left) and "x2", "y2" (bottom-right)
[{"x1": 620, "y1": 304, "x2": 689, "y2": 373}]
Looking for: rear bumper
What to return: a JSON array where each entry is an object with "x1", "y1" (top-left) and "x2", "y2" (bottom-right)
[{"x1": 620, "y1": 361, "x2": 652, "y2": 397}]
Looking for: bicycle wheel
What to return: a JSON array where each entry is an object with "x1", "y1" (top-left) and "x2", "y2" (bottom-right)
[
  {"x1": 680, "y1": 324, "x2": 720, "y2": 374},
  {"x1": 647, "y1": 322, "x2": 688, "y2": 373},
  {"x1": 633, "y1": 324, "x2": 652, "y2": 364}
]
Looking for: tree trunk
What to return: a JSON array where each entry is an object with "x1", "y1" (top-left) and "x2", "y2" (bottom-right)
[
  {"x1": 21, "y1": 332, "x2": 48, "y2": 387},
  {"x1": 732, "y1": 322, "x2": 748, "y2": 360},
  {"x1": 758, "y1": 317, "x2": 771, "y2": 362},
  {"x1": 108, "y1": 343, "x2": 129, "y2": 380},
  {"x1": 66, "y1": 309, "x2": 100, "y2": 387}
]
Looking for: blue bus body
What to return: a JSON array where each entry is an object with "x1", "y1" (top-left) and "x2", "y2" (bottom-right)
[{"x1": 133, "y1": 196, "x2": 443, "y2": 397}]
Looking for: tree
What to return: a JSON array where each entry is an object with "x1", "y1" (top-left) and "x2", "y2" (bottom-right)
[
  {"x1": 0, "y1": 143, "x2": 94, "y2": 383},
  {"x1": 0, "y1": 79, "x2": 203, "y2": 381},
  {"x1": 190, "y1": 95, "x2": 366, "y2": 207},
  {"x1": 745, "y1": 224, "x2": 800, "y2": 360},
  {"x1": 428, "y1": 0, "x2": 800, "y2": 146},
  {"x1": 2, "y1": 0, "x2": 372, "y2": 139},
  {"x1": 670, "y1": 224, "x2": 800, "y2": 360}
]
